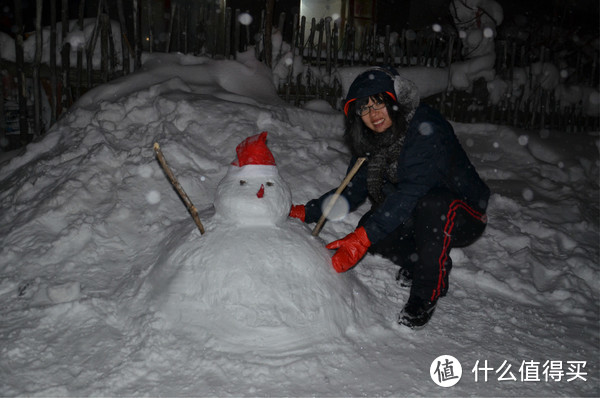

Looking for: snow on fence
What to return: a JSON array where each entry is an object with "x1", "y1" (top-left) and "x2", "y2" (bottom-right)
[{"x1": 1, "y1": 2, "x2": 598, "y2": 151}]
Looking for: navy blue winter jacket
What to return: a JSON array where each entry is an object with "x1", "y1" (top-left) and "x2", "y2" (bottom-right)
[{"x1": 305, "y1": 103, "x2": 490, "y2": 244}]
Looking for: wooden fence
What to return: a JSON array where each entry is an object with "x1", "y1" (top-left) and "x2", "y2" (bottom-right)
[{"x1": 1, "y1": 1, "x2": 598, "y2": 151}]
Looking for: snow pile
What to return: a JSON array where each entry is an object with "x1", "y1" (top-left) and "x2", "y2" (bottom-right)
[
  {"x1": 0, "y1": 52, "x2": 598, "y2": 396},
  {"x1": 0, "y1": 18, "x2": 125, "y2": 69}
]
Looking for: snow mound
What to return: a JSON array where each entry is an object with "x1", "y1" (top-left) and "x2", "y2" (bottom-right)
[{"x1": 153, "y1": 220, "x2": 367, "y2": 351}]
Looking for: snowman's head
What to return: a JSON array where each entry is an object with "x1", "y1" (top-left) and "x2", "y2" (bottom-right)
[{"x1": 214, "y1": 132, "x2": 292, "y2": 225}]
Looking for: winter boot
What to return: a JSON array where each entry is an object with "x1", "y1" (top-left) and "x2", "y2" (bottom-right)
[
  {"x1": 398, "y1": 296, "x2": 438, "y2": 329},
  {"x1": 395, "y1": 267, "x2": 413, "y2": 287}
]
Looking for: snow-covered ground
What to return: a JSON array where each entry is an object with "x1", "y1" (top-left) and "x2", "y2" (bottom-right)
[{"x1": 0, "y1": 52, "x2": 598, "y2": 396}]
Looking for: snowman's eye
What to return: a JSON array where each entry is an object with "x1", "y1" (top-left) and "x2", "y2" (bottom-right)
[
  {"x1": 239, "y1": 180, "x2": 246, "y2": 185},
  {"x1": 266, "y1": 182, "x2": 274, "y2": 187}
]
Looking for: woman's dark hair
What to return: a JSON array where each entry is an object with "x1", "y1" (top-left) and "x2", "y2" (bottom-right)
[{"x1": 344, "y1": 93, "x2": 409, "y2": 158}]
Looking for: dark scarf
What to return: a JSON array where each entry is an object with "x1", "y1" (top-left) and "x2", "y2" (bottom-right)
[{"x1": 365, "y1": 128, "x2": 405, "y2": 204}]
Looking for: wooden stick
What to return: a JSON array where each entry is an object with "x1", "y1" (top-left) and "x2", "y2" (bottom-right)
[
  {"x1": 312, "y1": 157, "x2": 367, "y2": 237},
  {"x1": 153, "y1": 143, "x2": 205, "y2": 235}
]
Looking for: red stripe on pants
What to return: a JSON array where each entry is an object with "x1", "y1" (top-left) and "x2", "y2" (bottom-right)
[{"x1": 431, "y1": 200, "x2": 487, "y2": 301}]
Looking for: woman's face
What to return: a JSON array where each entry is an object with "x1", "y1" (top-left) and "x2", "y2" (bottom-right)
[{"x1": 360, "y1": 97, "x2": 392, "y2": 133}]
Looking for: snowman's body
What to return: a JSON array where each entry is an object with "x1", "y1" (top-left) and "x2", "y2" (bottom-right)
[{"x1": 155, "y1": 133, "x2": 368, "y2": 349}]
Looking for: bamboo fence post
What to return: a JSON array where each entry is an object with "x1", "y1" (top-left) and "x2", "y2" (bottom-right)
[
  {"x1": 384, "y1": 25, "x2": 390, "y2": 65},
  {"x1": 285, "y1": 13, "x2": 299, "y2": 103},
  {"x1": 358, "y1": 25, "x2": 366, "y2": 64},
  {"x1": 350, "y1": 24, "x2": 356, "y2": 66},
  {"x1": 332, "y1": 20, "x2": 339, "y2": 69},
  {"x1": 49, "y1": 0, "x2": 57, "y2": 124},
  {"x1": 341, "y1": 22, "x2": 349, "y2": 65},
  {"x1": 223, "y1": 7, "x2": 231, "y2": 58},
  {"x1": 100, "y1": 12, "x2": 109, "y2": 83},
  {"x1": 316, "y1": 19, "x2": 324, "y2": 69},
  {"x1": 75, "y1": 0, "x2": 84, "y2": 97},
  {"x1": 312, "y1": 157, "x2": 367, "y2": 237},
  {"x1": 325, "y1": 18, "x2": 331, "y2": 75},
  {"x1": 33, "y1": 0, "x2": 42, "y2": 136},
  {"x1": 13, "y1": 0, "x2": 29, "y2": 145},
  {"x1": 61, "y1": 0, "x2": 71, "y2": 109},
  {"x1": 0, "y1": 71, "x2": 5, "y2": 143},
  {"x1": 116, "y1": 0, "x2": 130, "y2": 75},
  {"x1": 86, "y1": 0, "x2": 102, "y2": 87},
  {"x1": 277, "y1": 12, "x2": 286, "y2": 59},
  {"x1": 147, "y1": 0, "x2": 154, "y2": 53},
  {"x1": 299, "y1": 15, "x2": 306, "y2": 57},
  {"x1": 214, "y1": 3, "x2": 220, "y2": 55},
  {"x1": 234, "y1": 9, "x2": 240, "y2": 56},
  {"x1": 176, "y1": 3, "x2": 182, "y2": 52},
  {"x1": 291, "y1": 12, "x2": 299, "y2": 55},
  {"x1": 307, "y1": 18, "x2": 315, "y2": 63},
  {"x1": 153, "y1": 143, "x2": 205, "y2": 235},
  {"x1": 133, "y1": 0, "x2": 142, "y2": 69},
  {"x1": 264, "y1": 0, "x2": 274, "y2": 67},
  {"x1": 166, "y1": 3, "x2": 176, "y2": 53},
  {"x1": 371, "y1": 23, "x2": 377, "y2": 63},
  {"x1": 107, "y1": 10, "x2": 117, "y2": 76},
  {"x1": 256, "y1": 9, "x2": 264, "y2": 60}
]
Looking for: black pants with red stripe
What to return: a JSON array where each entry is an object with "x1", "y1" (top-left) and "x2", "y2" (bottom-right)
[{"x1": 364, "y1": 188, "x2": 487, "y2": 302}]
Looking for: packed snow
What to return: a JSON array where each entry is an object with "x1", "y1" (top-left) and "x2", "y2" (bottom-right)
[{"x1": 0, "y1": 51, "x2": 598, "y2": 396}]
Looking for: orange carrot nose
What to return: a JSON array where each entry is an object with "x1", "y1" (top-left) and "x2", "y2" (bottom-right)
[{"x1": 257, "y1": 184, "x2": 265, "y2": 198}]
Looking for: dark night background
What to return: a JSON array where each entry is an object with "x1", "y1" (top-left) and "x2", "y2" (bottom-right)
[{"x1": 1, "y1": 0, "x2": 598, "y2": 38}]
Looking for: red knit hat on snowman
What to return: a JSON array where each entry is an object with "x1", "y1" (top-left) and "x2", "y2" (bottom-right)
[
  {"x1": 226, "y1": 131, "x2": 281, "y2": 200},
  {"x1": 231, "y1": 131, "x2": 276, "y2": 168}
]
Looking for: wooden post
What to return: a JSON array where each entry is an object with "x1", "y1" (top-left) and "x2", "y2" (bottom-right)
[
  {"x1": 325, "y1": 18, "x2": 331, "y2": 74},
  {"x1": 147, "y1": 0, "x2": 154, "y2": 53},
  {"x1": 61, "y1": 0, "x2": 71, "y2": 110},
  {"x1": 307, "y1": 18, "x2": 315, "y2": 63},
  {"x1": 86, "y1": 0, "x2": 102, "y2": 88},
  {"x1": 350, "y1": 24, "x2": 355, "y2": 66},
  {"x1": 291, "y1": 13, "x2": 298, "y2": 55},
  {"x1": 49, "y1": 0, "x2": 57, "y2": 124},
  {"x1": 100, "y1": 12, "x2": 109, "y2": 83},
  {"x1": 299, "y1": 16, "x2": 306, "y2": 57},
  {"x1": 166, "y1": 3, "x2": 176, "y2": 53},
  {"x1": 264, "y1": 0, "x2": 275, "y2": 67},
  {"x1": 176, "y1": 3, "x2": 182, "y2": 52},
  {"x1": 13, "y1": 0, "x2": 29, "y2": 145},
  {"x1": 332, "y1": 20, "x2": 339, "y2": 70},
  {"x1": 316, "y1": 19, "x2": 324, "y2": 69},
  {"x1": 371, "y1": 23, "x2": 377, "y2": 64},
  {"x1": 384, "y1": 25, "x2": 390, "y2": 65},
  {"x1": 234, "y1": 9, "x2": 241, "y2": 56},
  {"x1": 342, "y1": 22, "x2": 349, "y2": 65},
  {"x1": 225, "y1": 7, "x2": 232, "y2": 59},
  {"x1": 33, "y1": 0, "x2": 43, "y2": 136},
  {"x1": 133, "y1": 0, "x2": 142, "y2": 69},
  {"x1": 116, "y1": 0, "x2": 130, "y2": 75},
  {"x1": 277, "y1": 12, "x2": 286, "y2": 58},
  {"x1": 76, "y1": 0, "x2": 85, "y2": 96}
]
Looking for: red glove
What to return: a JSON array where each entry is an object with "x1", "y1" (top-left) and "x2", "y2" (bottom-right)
[
  {"x1": 289, "y1": 204, "x2": 306, "y2": 222},
  {"x1": 325, "y1": 226, "x2": 371, "y2": 273}
]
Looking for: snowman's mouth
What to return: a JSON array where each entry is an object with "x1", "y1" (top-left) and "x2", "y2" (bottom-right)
[{"x1": 256, "y1": 184, "x2": 265, "y2": 198}]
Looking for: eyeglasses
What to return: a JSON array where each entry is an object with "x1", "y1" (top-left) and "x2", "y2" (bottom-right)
[{"x1": 356, "y1": 101, "x2": 386, "y2": 116}]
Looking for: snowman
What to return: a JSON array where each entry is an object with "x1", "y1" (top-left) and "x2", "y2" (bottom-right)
[{"x1": 154, "y1": 132, "x2": 371, "y2": 350}]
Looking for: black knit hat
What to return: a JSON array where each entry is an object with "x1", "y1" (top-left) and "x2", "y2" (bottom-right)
[{"x1": 343, "y1": 66, "x2": 399, "y2": 116}]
